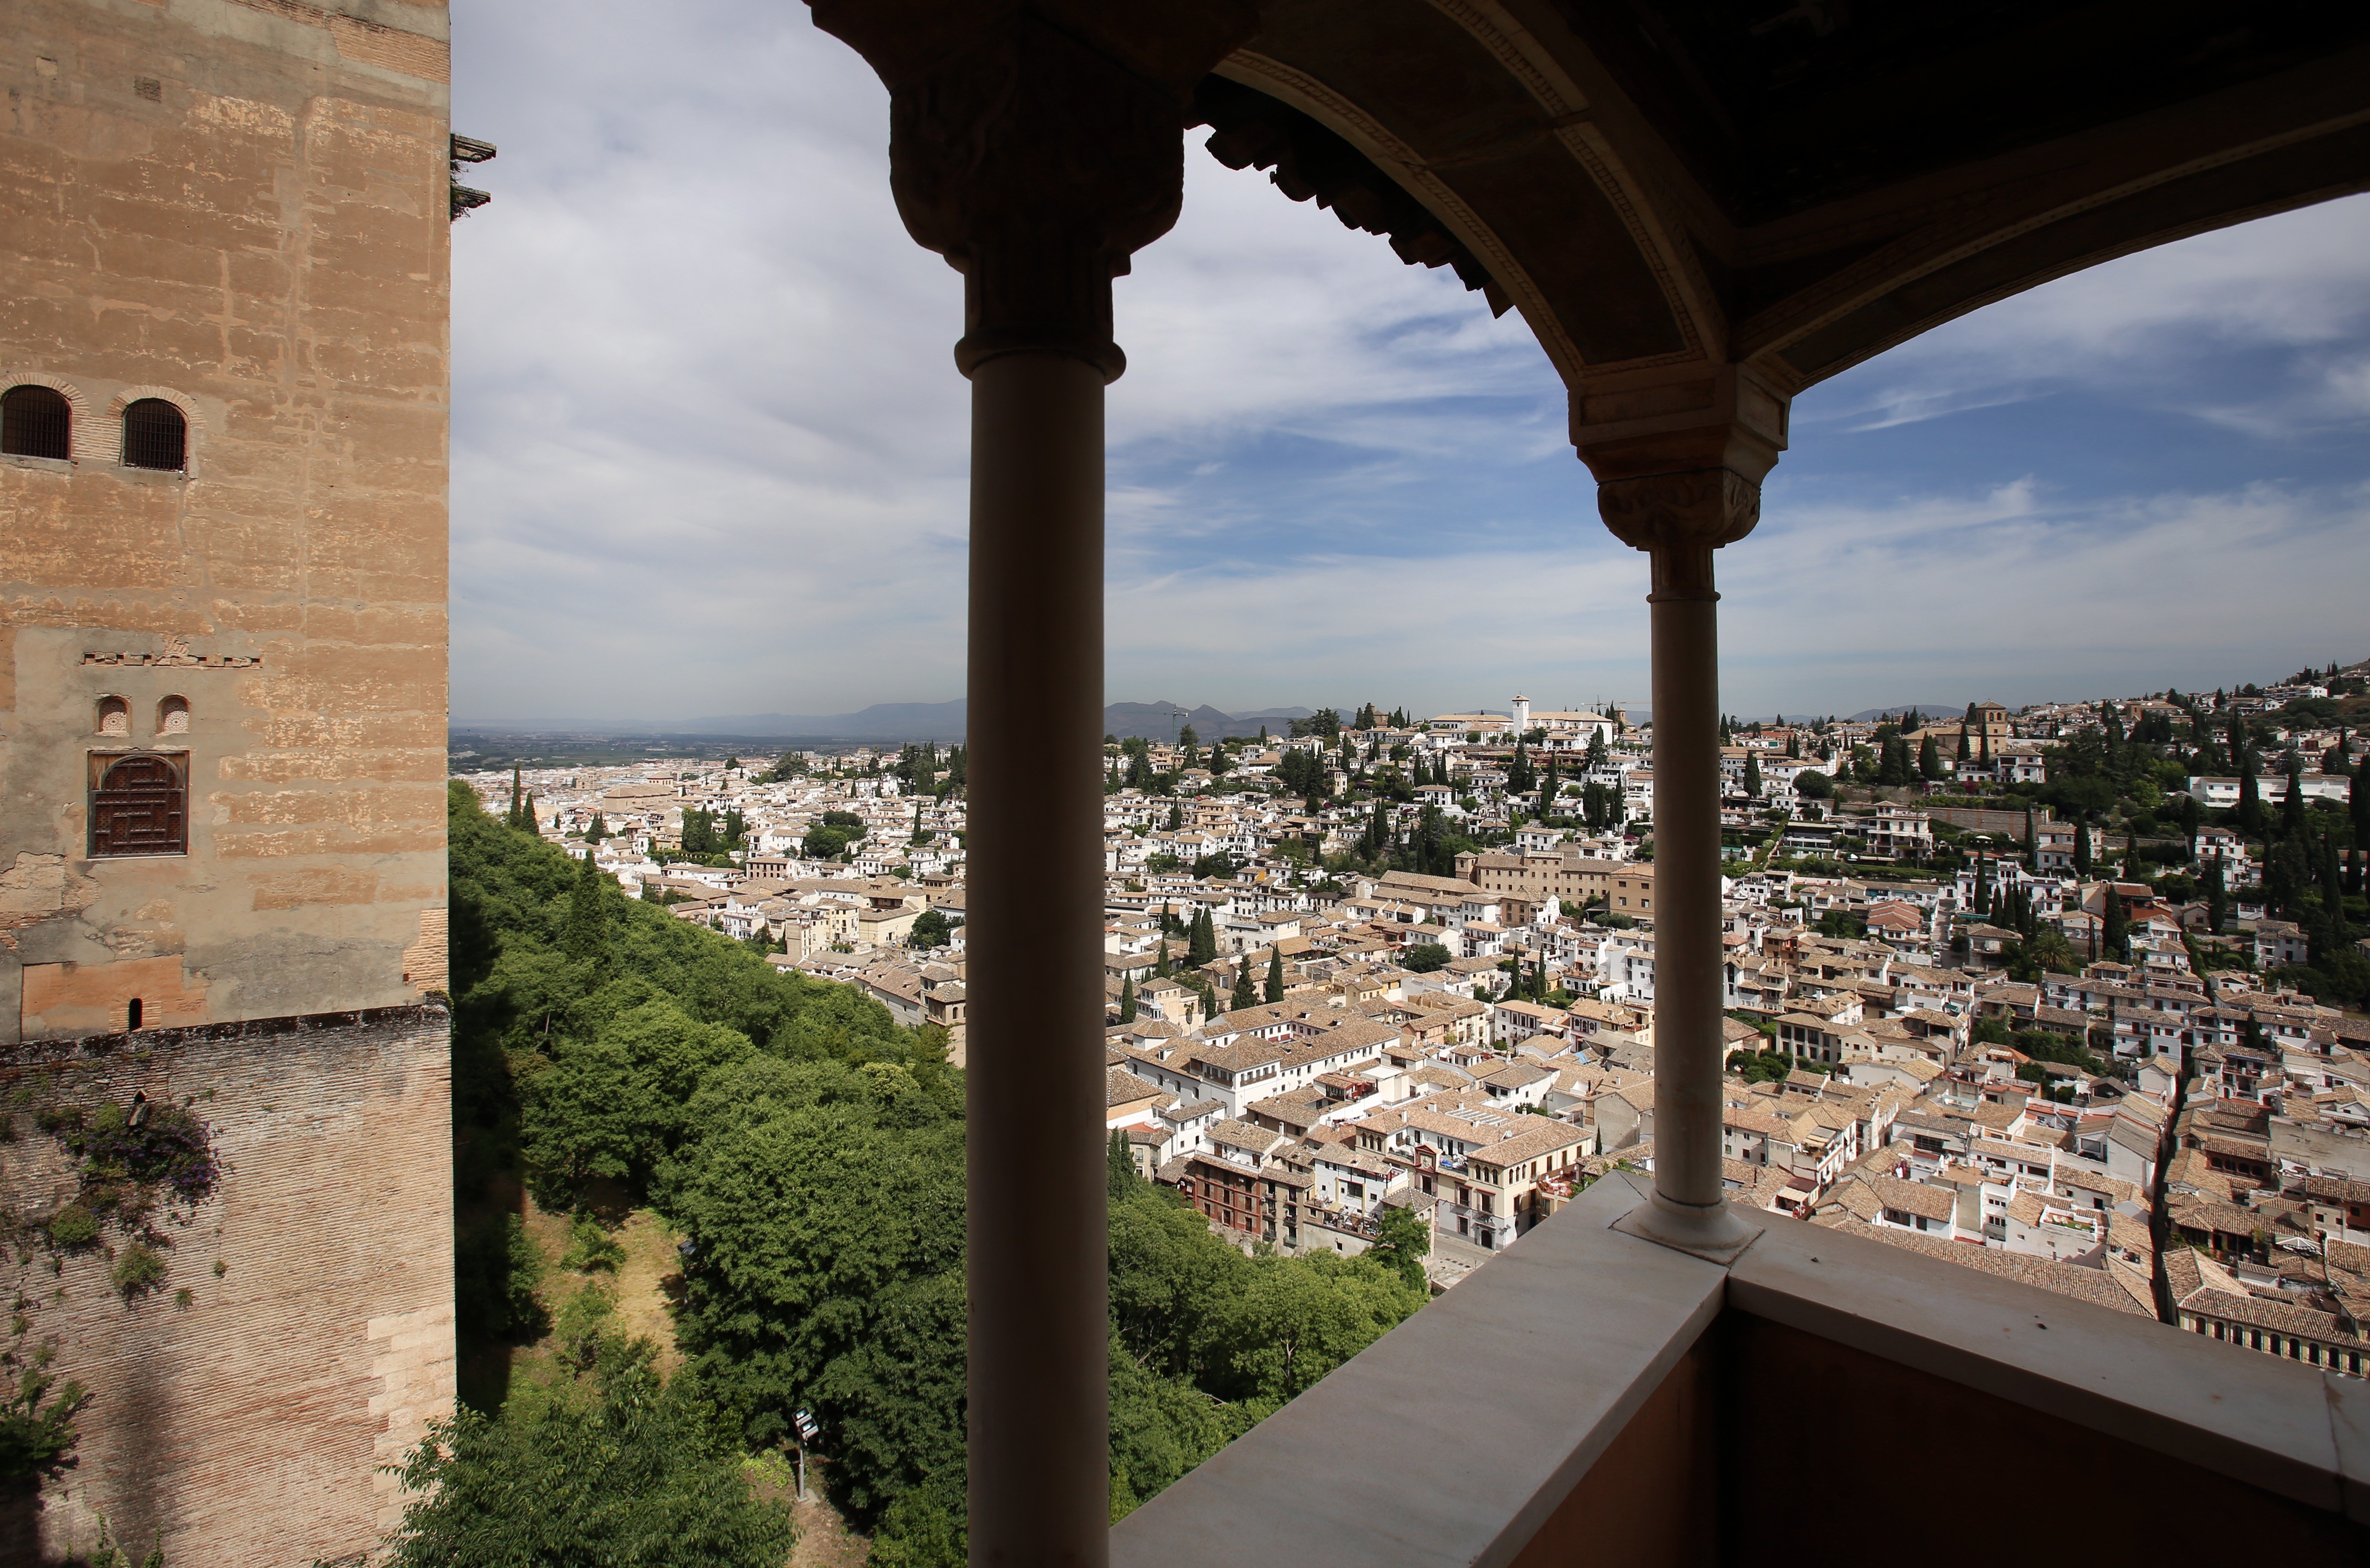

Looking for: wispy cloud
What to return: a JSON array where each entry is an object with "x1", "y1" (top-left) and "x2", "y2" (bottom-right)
[{"x1": 449, "y1": 4, "x2": 2370, "y2": 727}]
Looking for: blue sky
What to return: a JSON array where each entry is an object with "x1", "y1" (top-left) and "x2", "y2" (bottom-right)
[{"x1": 448, "y1": 3, "x2": 2370, "y2": 728}]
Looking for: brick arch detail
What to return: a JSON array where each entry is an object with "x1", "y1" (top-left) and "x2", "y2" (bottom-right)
[
  {"x1": 104, "y1": 384, "x2": 200, "y2": 469},
  {"x1": 0, "y1": 370, "x2": 95, "y2": 462}
]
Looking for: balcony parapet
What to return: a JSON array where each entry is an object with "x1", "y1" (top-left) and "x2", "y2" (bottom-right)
[{"x1": 1114, "y1": 1172, "x2": 2369, "y2": 1567}]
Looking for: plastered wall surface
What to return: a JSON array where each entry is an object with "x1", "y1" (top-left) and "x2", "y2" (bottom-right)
[
  {"x1": 0, "y1": 1006, "x2": 455, "y2": 1564},
  {"x1": 1, "y1": 0, "x2": 454, "y2": 1043}
]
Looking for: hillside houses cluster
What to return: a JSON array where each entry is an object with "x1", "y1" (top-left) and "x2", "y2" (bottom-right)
[{"x1": 458, "y1": 685, "x2": 2368, "y2": 1359}]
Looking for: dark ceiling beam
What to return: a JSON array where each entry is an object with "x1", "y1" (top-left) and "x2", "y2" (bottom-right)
[{"x1": 1768, "y1": 116, "x2": 2370, "y2": 386}]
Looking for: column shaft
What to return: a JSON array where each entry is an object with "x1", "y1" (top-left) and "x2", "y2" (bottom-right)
[
  {"x1": 965, "y1": 350, "x2": 1110, "y2": 1566},
  {"x1": 1592, "y1": 458, "x2": 1768, "y2": 1255},
  {"x1": 1647, "y1": 570, "x2": 1723, "y2": 1216}
]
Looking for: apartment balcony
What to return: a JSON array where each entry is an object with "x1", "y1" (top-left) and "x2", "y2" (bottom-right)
[{"x1": 1113, "y1": 1172, "x2": 2368, "y2": 1566}]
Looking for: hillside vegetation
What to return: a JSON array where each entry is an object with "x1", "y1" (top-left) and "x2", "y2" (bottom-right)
[{"x1": 428, "y1": 782, "x2": 1425, "y2": 1564}]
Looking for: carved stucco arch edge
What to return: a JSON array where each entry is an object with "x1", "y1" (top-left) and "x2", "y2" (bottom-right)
[
  {"x1": 1213, "y1": 51, "x2": 1592, "y2": 387},
  {"x1": 1739, "y1": 105, "x2": 2370, "y2": 378},
  {"x1": 1415, "y1": 0, "x2": 1728, "y2": 361}
]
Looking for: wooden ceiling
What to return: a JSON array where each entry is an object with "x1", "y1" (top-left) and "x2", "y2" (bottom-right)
[{"x1": 1210, "y1": 0, "x2": 2370, "y2": 394}]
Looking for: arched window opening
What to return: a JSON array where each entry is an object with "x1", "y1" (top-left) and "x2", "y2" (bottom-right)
[
  {"x1": 89, "y1": 752, "x2": 187, "y2": 857},
  {"x1": 127, "y1": 998, "x2": 144, "y2": 1030},
  {"x1": 121, "y1": 398, "x2": 186, "y2": 471},
  {"x1": 158, "y1": 695, "x2": 190, "y2": 735},
  {"x1": 97, "y1": 695, "x2": 130, "y2": 737},
  {"x1": 2, "y1": 384, "x2": 71, "y2": 460}
]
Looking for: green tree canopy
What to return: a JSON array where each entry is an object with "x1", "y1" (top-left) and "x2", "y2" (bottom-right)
[
  {"x1": 522, "y1": 993, "x2": 758, "y2": 1208},
  {"x1": 1365, "y1": 1203, "x2": 1430, "y2": 1292},
  {"x1": 1400, "y1": 942, "x2": 1452, "y2": 973},
  {"x1": 380, "y1": 1341, "x2": 795, "y2": 1568}
]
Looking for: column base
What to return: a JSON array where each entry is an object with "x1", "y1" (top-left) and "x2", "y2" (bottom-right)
[{"x1": 1611, "y1": 1187, "x2": 1763, "y2": 1266}]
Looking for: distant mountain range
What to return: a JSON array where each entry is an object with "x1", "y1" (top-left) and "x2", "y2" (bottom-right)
[
  {"x1": 1839, "y1": 705, "x2": 1968, "y2": 723},
  {"x1": 1734, "y1": 706, "x2": 1970, "y2": 725},
  {"x1": 1102, "y1": 702, "x2": 1314, "y2": 741},
  {"x1": 453, "y1": 700, "x2": 1318, "y2": 745}
]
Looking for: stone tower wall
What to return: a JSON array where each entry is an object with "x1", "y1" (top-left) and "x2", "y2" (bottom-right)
[
  {"x1": 0, "y1": 1, "x2": 456, "y2": 1559},
  {"x1": 1, "y1": 0, "x2": 454, "y2": 1042},
  {"x1": 0, "y1": 1006, "x2": 454, "y2": 1563}
]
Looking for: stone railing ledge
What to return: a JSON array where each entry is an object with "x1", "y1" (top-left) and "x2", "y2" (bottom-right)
[
  {"x1": 1118, "y1": 1170, "x2": 2370, "y2": 1564},
  {"x1": 1112, "y1": 1170, "x2": 1719, "y2": 1568},
  {"x1": 1730, "y1": 1217, "x2": 2370, "y2": 1523}
]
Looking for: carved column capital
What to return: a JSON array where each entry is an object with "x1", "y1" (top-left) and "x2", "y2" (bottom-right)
[
  {"x1": 1569, "y1": 363, "x2": 1786, "y2": 596},
  {"x1": 812, "y1": 4, "x2": 1258, "y2": 380},
  {"x1": 1594, "y1": 466, "x2": 1761, "y2": 600}
]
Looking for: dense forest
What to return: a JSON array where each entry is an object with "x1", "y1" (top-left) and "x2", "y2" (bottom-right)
[{"x1": 418, "y1": 782, "x2": 1425, "y2": 1565}]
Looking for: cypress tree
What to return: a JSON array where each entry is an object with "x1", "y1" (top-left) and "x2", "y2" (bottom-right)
[
  {"x1": 1118, "y1": 973, "x2": 1137, "y2": 1023},
  {"x1": 2279, "y1": 753, "x2": 2308, "y2": 845},
  {"x1": 2266, "y1": 838, "x2": 2307, "y2": 920},
  {"x1": 1918, "y1": 735, "x2": 1940, "y2": 782},
  {"x1": 1744, "y1": 752, "x2": 1763, "y2": 796},
  {"x1": 2352, "y1": 768, "x2": 2370, "y2": 844},
  {"x1": 1956, "y1": 728, "x2": 1970, "y2": 763},
  {"x1": 2073, "y1": 820, "x2": 2092, "y2": 878},
  {"x1": 1231, "y1": 956, "x2": 1259, "y2": 1013},
  {"x1": 1188, "y1": 972, "x2": 1217, "y2": 1025},
  {"x1": 1187, "y1": 907, "x2": 1217, "y2": 968},
  {"x1": 2022, "y1": 807, "x2": 2036, "y2": 865},
  {"x1": 563, "y1": 851, "x2": 610, "y2": 964},
  {"x1": 1154, "y1": 939, "x2": 1170, "y2": 978},
  {"x1": 1265, "y1": 947, "x2": 1285, "y2": 1004},
  {"x1": 507, "y1": 765, "x2": 524, "y2": 829},
  {"x1": 1108, "y1": 1128, "x2": 1138, "y2": 1200},
  {"x1": 2102, "y1": 884, "x2": 2126, "y2": 958},
  {"x1": 2205, "y1": 861, "x2": 2227, "y2": 933}
]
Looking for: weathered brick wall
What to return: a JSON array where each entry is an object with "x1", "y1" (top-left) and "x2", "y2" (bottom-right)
[
  {"x1": 0, "y1": 1005, "x2": 454, "y2": 1565},
  {"x1": 1, "y1": 0, "x2": 454, "y2": 1043}
]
